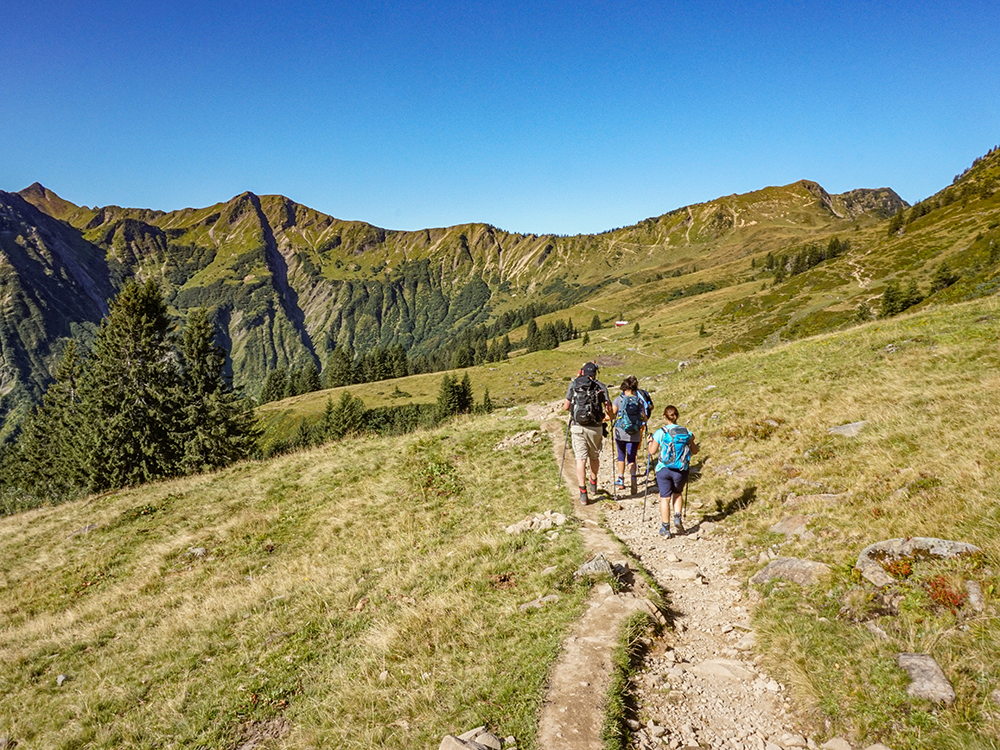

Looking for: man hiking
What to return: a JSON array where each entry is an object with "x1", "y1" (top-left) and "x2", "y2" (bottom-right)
[
  {"x1": 563, "y1": 361, "x2": 613, "y2": 505},
  {"x1": 647, "y1": 404, "x2": 699, "y2": 538},
  {"x1": 611, "y1": 375, "x2": 647, "y2": 493}
]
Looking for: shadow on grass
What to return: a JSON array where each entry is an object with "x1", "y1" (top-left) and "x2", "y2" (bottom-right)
[{"x1": 703, "y1": 484, "x2": 758, "y2": 523}]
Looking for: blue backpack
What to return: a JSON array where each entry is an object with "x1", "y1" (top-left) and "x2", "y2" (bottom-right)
[
  {"x1": 654, "y1": 425, "x2": 693, "y2": 471},
  {"x1": 618, "y1": 394, "x2": 645, "y2": 434}
]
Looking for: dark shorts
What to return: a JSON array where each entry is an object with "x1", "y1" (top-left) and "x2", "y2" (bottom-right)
[
  {"x1": 655, "y1": 467, "x2": 688, "y2": 497},
  {"x1": 616, "y1": 439, "x2": 639, "y2": 464}
]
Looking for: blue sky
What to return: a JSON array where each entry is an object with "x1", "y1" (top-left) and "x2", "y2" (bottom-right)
[{"x1": 3, "y1": 0, "x2": 998, "y2": 235}]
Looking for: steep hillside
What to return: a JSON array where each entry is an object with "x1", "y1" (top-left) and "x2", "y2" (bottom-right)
[
  {"x1": 22, "y1": 143, "x2": 1000, "y2": 442},
  {"x1": 0, "y1": 192, "x2": 114, "y2": 435}
]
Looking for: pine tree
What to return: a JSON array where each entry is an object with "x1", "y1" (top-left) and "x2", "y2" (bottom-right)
[
  {"x1": 436, "y1": 374, "x2": 460, "y2": 419},
  {"x1": 901, "y1": 279, "x2": 924, "y2": 311},
  {"x1": 328, "y1": 391, "x2": 365, "y2": 439},
  {"x1": 633, "y1": 322, "x2": 640, "y2": 337},
  {"x1": 77, "y1": 279, "x2": 182, "y2": 491},
  {"x1": 176, "y1": 308, "x2": 259, "y2": 474},
  {"x1": 325, "y1": 346, "x2": 355, "y2": 388},
  {"x1": 3, "y1": 341, "x2": 86, "y2": 502},
  {"x1": 297, "y1": 363, "x2": 322, "y2": 394},
  {"x1": 880, "y1": 280, "x2": 903, "y2": 318},
  {"x1": 590, "y1": 314, "x2": 602, "y2": 331},
  {"x1": 525, "y1": 318, "x2": 539, "y2": 350},
  {"x1": 284, "y1": 368, "x2": 302, "y2": 399},
  {"x1": 457, "y1": 373, "x2": 474, "y2": 414},
  {"x1": 480, "y1": 386, "x2": 493, "y2": 414},
  {"x1": 930, "y1": 262, "x2": 959, "y2": 293},
  {"x1": 260, "y1": 368, "x2": 288, "y2": 403}
]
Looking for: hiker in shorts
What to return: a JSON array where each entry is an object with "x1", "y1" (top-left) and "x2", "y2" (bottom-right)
[
  {"x1": 612, "y1": 375, "x2": 647, "y2": 493},
  {"x1": 563, "y1": 361, "x2": 613, "y2": 505},
  {"x1": 647, "y1": 404, "x2": 698, "y2": 538}
]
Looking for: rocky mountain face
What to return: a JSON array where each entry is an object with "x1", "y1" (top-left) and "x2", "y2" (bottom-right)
[{"x1": 0, "y1": 177, "x2": 909, "y2": 434}]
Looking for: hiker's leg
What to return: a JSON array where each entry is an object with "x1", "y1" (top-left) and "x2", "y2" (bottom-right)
[
  {"x1": 672, "y1": 470, "x2": 688, "y2": 515},
  {"x1": 655, "y1": 467, "x2": 672, "y2": 523},
  {"x1": 615, "y1": 439, "x2": 626, "y2": 480},
  {"x1": 625, "y1": 441, "x2": 638, "y2": 476},
  {"x1": 570, "y1": 425, "x2": 589, "y2": 491},
  {"x1": 589, "y1": 454, "x2": 601, "y2": 484}
]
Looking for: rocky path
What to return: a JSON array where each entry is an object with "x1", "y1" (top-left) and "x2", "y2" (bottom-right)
[
  {"x1": 601, "y1": 488, "x2": 806, "y2": 750},
  {"x1": 532, "y1": 404, "x2": 879, "y2": 750}
]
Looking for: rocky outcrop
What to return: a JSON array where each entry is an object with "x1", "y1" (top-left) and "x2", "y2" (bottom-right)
[{"x1": 855, "y1": 537, "x2": 982, "y2": 587}]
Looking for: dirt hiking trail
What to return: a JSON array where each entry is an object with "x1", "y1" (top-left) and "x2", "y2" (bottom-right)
[{"x1": 532, "y1": 404, "x2": 870, "y2": 750}]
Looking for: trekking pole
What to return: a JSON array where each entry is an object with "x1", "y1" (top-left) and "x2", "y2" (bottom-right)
[
  {"x1": 556, "y1": 418, "x2": 571, "y2": 488},
  {"x1": 641, "y1": 440, "x2": 651, "y2": 523},
  {"x1": 682, "y1": 475, "x2": 688, "y2": 528}
]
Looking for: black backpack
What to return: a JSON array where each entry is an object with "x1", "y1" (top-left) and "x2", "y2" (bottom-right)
[{"x1": 570, "y1": 376, "x2": 604, "y2": 426}]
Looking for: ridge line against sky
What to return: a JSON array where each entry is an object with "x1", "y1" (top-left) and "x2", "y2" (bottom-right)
[{"x1": 3, "y1": 0, "x2": 998, "y2": 236}]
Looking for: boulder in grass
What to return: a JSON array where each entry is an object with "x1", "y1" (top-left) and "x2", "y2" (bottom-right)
[
  {"x1": 896, "y1": 652, "x2": 956, "y2": 705},
  {"x1": 856, "y1": 537, "x2": 982, "y2": 588},
  {"x1": 750, "y1": 557, "x2": 831, "y2": 587}
]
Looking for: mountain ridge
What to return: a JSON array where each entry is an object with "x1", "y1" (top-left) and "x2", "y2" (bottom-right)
[{"x1": 13, "y1": 154, "x2": 991, "y2": 440}]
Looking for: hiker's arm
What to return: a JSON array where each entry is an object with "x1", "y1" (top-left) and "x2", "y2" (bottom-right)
[
  {"x1": 690, "y1": 440, "x2": 700, "y2": 456},
  {"x1": 646, "y1": 436, "x2": 659, "y2": 457},
  {"x1": 563, "y1": 398, "x2": 571, "y2": 412}
]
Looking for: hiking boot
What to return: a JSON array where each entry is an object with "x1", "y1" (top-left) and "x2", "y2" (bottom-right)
[
  {"x1": 579, "y1": 488, "x2": 589, "y2": 505},
  {"x1": 614, "y1": 476, "x2": 625, "y2": 489},
  {"x1": 673, "y1": 513, "x2": 685, "y2": 533},
  {"x1": 658, "y1": 522, "x2": 671, "y2": 538},
  {"x1": 589, "y1": 478, "x2": 598, "y2": 496}
]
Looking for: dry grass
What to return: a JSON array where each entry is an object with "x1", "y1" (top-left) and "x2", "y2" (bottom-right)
[
  {"x1": 0, "y1": 415, "x2": 589, "y2": 749},
  {"x1": 641, "y1": 297, "x2": 1000, "y2": 748}
]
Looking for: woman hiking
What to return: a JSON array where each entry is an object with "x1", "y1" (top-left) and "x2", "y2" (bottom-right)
[
  {"x1": 647, "y1": 404, "x2": 698, "y2": 538},
  {"x1": 611, "y1": 375, "x2": 647, "y2": 494}
]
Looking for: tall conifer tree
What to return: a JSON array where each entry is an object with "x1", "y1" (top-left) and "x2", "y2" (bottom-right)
[
  {"x1": 177, "y1": 308, "x2": 259, "y2": 474},
  {"x1": 77, "y1": 279, "x2": 181, "y2": 491}
]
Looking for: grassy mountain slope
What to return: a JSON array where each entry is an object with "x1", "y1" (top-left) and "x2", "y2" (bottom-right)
[
  {"x1": 9, "y1": 145, "x2": 1000, "y2": 442},
  {"x1": 659, "y1": 297, "x2": 1000, "y2": 748},
  {"x1": 4, "y1": 292, "x2": 998, "y2": 748},
  {"x1": 273, "y1": 296, "x2": 1000, "y2": 748},
  {"x1": 0, "y1": 415, "x2": 589, "y2": 749},
  {"x1": 4, "y1": 175, "x2": 905, "y2": 403}
]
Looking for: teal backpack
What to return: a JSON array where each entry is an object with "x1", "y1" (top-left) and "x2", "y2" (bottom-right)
[
  {"x1": 617, "y1": 394, "x2": 644, "y2": 434},
  {"x1": 654, "y1": 425, "x2": 693, "y2": 471}
]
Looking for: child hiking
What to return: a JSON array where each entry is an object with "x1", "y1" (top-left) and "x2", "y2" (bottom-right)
[
  {"x1": 563, "y1": 361, "x2": 614, "y2": 505},
  {"x1": 647, "y1": 404, "x2": 698, "y2": 538},
  {"x1": 611, "y1": 375, "x2": 648, "y2": 494}
]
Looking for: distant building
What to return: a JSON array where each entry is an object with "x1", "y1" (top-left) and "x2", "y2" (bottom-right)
[{"x1": 614, "y1": 320, "x2": 629, "y2": 327}]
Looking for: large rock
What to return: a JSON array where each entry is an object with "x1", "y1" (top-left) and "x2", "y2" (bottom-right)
[
  {"x1": 750, "y1": 557, "x2": 832, "y2": 587},
  {"x1": 770, "y1": 514, "x2": 814, "y2": 539},
  {"x1": 855, "y1": 538, "x2": 982, "y2": 588},
  {"x1": 896, "y1": 653, "x2": 956, "y2": 705}
]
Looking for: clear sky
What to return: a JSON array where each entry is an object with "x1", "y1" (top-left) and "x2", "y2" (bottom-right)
[{"x1": 3, "y1": 0, "x2": 998, "y2": 235}]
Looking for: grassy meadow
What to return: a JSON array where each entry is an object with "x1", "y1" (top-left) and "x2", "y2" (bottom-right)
[
  {"x1": 253, "y1": 290, "x2": 1000, "y2": 748},
  {"x1": 650, "y1": 297, "x2": 1000, "y2": 749},
  {"x1": 0, "y1": 415, "x2": 589, "y2": 749}
]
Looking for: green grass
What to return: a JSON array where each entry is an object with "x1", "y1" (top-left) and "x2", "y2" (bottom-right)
[
  {"x1": 647, "y1": 297, "x2": 1000, "y2": 748},
  {"x1": 0, "y1": 415, "x2": 589, "y2": 749}
]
